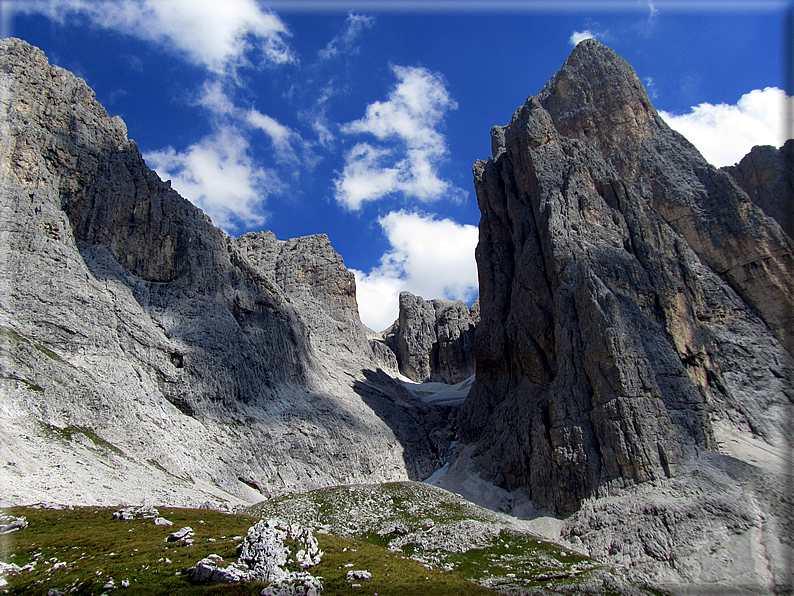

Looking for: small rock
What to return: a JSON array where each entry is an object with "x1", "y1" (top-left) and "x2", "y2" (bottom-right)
[
  {"x1": 164, "y1": 527, "x2": 194, "y2": 542},
  {"x1": 0, "y1": 515, "x2": 28, "y2": 534},
  {"x1": 153, "y1": 517, "x2": 173, "y2": 526},
  {"x1": 260, "y1": 572, "x2": 324, "y2": 596},
  {"x1": 346, "y1": 570, "x2": 371, "y2": 581}
]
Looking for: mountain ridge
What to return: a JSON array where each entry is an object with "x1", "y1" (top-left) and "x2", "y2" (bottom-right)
[
  {"x1": 0, "y1": 37, "x2": 451, "y2": 507},
  {"x1": 1, "y1": 36, "x2": 792, "y2": 594}
]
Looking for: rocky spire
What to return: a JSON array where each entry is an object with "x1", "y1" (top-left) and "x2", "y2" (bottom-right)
[{"x1": 459, "y1": 39, "x2": 793, "y2": 516}]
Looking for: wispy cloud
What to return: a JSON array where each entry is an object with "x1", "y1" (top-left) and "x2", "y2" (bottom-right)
[
  {"x1": 644, "y1": 76, "x2": 658, "y2": 100},
  {"x1": 633, "y1": 0, "x2": 660, "y2": 37},
  {"x1": 319, "y1": 13, "x2": 375, "y2": 60},
  {"x1": 146, "y1": 80, "x2": 312, "y2": 229},
  {"x1": 334, "y1": 65, "x2": 466, "y2": 210},
  {"x1": 353, "y1": 210, "x2": 479, "y2": 331},
  {"x1": 16, "y1": 0, "x2": 294, "y2": 74},
  {"x1": 144, "y1": 125, "x2": 280, "y2": 233},
  {"x1": 659, "y1": 87, "x2": 788, "y2": 167}
]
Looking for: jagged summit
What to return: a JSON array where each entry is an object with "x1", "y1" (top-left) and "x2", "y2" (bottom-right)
[{"x1": 453, "y1": 39, "x2": 793, "y2": 589}]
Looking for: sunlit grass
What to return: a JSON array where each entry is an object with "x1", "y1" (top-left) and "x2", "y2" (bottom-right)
[{"x1": 0, "y1": 505, "x2": 495, "y2": 595}]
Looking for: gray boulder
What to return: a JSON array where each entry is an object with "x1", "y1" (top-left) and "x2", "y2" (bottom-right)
[
  {"x1": 189, "y1": 518, "x2": 323, "y2": 589},
  {"x1": 165, "y1": 527, "x2": 194, "y2": 543}
]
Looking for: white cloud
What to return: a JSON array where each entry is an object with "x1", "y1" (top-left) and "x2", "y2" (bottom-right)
[
  {"x1": 319, "y1": 13, "x2": 375, "y2": 61},
  {"x1": 659, "y1": 87, "x2": 788, "y2": 167},
  {"x1": 353, "y1": 210, "x2": 479, "y2": 331},
  {"x1": 195, "y1": 80, "x2": 238, "y2": 115},
  {"x1": 334, "y1": 65, "x2": 465, "y2": 210},
  {"x1": 17, "y1": 0, "x2": 293, "y2": 73},
  {"x1": 144, "y1": 126, "x2": 280, "y2": 233},
  {"x1": 247, "y1": 109, "x2": 301, "y2": 165},
  {"x1": 569, "y1": 30, "x2": 596, "y2": 45},
  {"x1": 193, "y1": 80, "x2": 311, "y2": 169}
]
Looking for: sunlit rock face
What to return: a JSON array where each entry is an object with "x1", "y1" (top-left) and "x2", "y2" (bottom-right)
[
  {"x1": 0, "y1": 37, "x2": 452, "y2": 507},
  {"x1": 382, "y1": 291, "x2": 478, "y2": 384},
  {"x1": 460, "y1": 38, "x2": 793, "y2": 516}
]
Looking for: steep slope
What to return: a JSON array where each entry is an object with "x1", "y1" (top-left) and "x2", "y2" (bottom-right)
[
  {"x1": 0, "y1": 38, "x2": 449, "y2": 507},
  {"x1": 456, "y1": 39, "x2": 793, "y2": 589},
  {"x1": 382, "y1": 291, "x2": 478, "y2": 384}
]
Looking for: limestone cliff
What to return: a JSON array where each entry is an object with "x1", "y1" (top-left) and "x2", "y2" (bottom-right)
[
  {"x1": 456, "y1": 39, "x2": 792, "y2": 589},
  {"x1": 382, "y1": 292, "x2": 478, "y2": 384},
  {"x1": 0, "y1": 38, "x2": 449, "y2": 507},
  {"x1": 722, "y1": 139, "x2": 794, "y2": 240}
]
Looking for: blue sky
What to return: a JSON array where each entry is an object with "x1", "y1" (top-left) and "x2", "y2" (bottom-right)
[{"x1": 4, "y1": 0, "x2": 789, "y2": 330}]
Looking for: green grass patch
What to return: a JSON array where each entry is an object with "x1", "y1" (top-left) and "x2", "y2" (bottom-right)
[
  {"x1": 0, "y1": 505, "x2": 496, "y2": 595},
  {"x1": 312, "y1": 533, "x2": 493, "y2": 596},
  {"x1": 37, "y1": 423, "x2": 126, "y2": 457},
  {"x1": 0, "y1": 325, "x2": 68, "y2": 365}
]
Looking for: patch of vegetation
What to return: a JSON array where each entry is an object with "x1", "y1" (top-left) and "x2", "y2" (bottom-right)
[
  {"x1": 244, "y1": 482, "x2": 663, "y2": 595},
  {"x1": 313, "y1": 533, "x2": 493, "y2": 596},
  {"x1": 0, "y1": 325, "x2": 67, "y2": 365},
  {"x1": 37, "y1": 422, "x2": 126, "y2": 457},
  {"x1": 0, "y1": 505, "x2": 494, "y2": 595},
  {"x1": 0, "y1": 374, "x2": 44, "y2": 392}
]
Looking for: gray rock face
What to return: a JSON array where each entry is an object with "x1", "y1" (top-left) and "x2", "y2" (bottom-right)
[
  {"x1": 460, "y1": 38, "x2": 792, "y2": 512},
  {"x1": 722, "y1": 139, "x2": 794, "y2": 240},
  {"x1": 383, "y1": 292, "x2": 477, "y2": 384},
  {"x1": 458, "y1": 38, "x2": 793, "y2": 590},
  {"x1": 0, "y1": 38, "x2": 450, "y2": 506}
]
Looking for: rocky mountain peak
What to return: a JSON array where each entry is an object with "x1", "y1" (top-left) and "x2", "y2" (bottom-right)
[
  {"x1": 460, "y1": 40, "x2": 793, "y2": 520},
  {"x1": 381, "y1": 292, "x2": 478, "y2": 384},
  {"x1": 537, "y1": 39, "x2": 661, "y2": 154},
  {"x1": 491, "y1": 39, "x2": 662, "y2": 162}
]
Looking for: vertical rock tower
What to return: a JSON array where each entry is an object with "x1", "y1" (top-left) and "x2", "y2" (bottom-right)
[{"x1": 459, "y1": 39, "x2": 793, "y2": 516}]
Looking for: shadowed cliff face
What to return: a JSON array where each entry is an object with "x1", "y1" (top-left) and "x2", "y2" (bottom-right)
[
  {"x1": 722, "y1": 139, "x2": 794, "y2": 241},
  {"x1": 459, "y1": 39, "x2": 793, "y2": 516}
]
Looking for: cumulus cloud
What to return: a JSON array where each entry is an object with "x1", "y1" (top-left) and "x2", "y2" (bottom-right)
[
  {"x1": 195, "y1": 80, "x2": 313, "y2": 167},
  {"x1": 144, "y1": 126, "x2": 280, "y2": 232},
  {"x1": 352, "y1": 210, "x2": 479, "y2": 331},
  {"x1": 16, "y1": 0, "x2": 293, "y2": 74},
  {"x1": 659, "y1": 87, "x2": 788, "y2": 167},
  {"x1": 319, "y1": 13, "x2": 375, "y2": 61},
  {"x1": 334, "y1": 65, "x2": 466, "y2": 210}
]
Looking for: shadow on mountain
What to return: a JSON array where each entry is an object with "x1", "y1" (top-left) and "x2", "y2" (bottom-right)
[{"x1": 353, "y1": 368, "x2": 457, "y2": 482}]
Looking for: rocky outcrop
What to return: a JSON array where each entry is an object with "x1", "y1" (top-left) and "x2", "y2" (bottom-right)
[
  {"x1": 458, "y1": 39, "x2": 793, "y2": 590},
  {"x1": 383, "y1": 292, "x2": 478, "y2": 384},
  {"x1": 0, "y1": 38, "x2": 450, "y2": 506},
  {"x1": 189, "y1": 518, "x2": 323, "y2": 589},
  {"x1": 722, "y1": 139, "x2": 794, "y2": 240}
]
